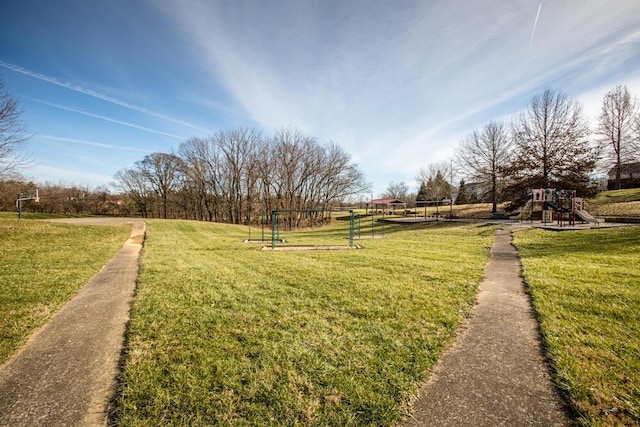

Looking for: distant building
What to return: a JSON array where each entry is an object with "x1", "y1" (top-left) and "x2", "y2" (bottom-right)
[
  {"x1": 608, "y1": 162, "x2": 640, "y2": 189},
  {"x1": 461, "y1": 181, "x2": 483, "y2": 203}
]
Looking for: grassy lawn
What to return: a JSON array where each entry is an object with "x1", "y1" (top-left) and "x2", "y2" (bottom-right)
[
  {"x1": 0, "y1": 212, "x2": 92, "y2": 220},
  {"x1": 114, "y1": 220, "x2": 495, "y2": 426},
  {"x1": 0, "y1": 217, "x2": 132, "y2": 362},
  {"x1": 513, "y1": 226, "x2": 640, "y2": 426},
  {"x1": 589, "y1": 188, "x2": 640, "y2": 205},
  {"x1": 588, "y1": 188, "x2": 640, "y2": 218}
]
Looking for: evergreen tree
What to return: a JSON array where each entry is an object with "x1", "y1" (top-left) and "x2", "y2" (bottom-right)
[
  {"x1": 416, "y1": 181, "x2": 428, "y2": 201},
  {"x1": 456, "y1": 179, "x2": 469, "y2": 204},
  {"x1": 428, "y1": 171, "x2": 451, "y2": 200}
]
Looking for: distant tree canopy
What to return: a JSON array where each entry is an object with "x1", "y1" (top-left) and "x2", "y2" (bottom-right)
[
  {"x1": 499, "y1": 89, "x2": 598, "y2": 207},
  {"x1": 114, "y1": 127, "x2": 369, "y2": 228},
  {"x1": 456, "y1": 121, "x2": 511, "y2": 212},
  {"x1": 0, "y1": 179, "x2": 121, "y2": 215},
  {"x1": 422, "y1": 88, "x2": 621, "y2": 211},
  {"x1": 416, "y1": 181, "x2": 428, "y2": 202},
  {"x1": 597, "y1": 85, "x2": 639, "y2": 190},
  {"x1": 415, "y1": 163, "x2": 452, "y2": 201},
  {"x1": 0, "y1": 75, "x2": 31, "y2": 179},
  {"x1": 382, "y1": 181, "x2": 409, "y2": 200},
  {"x1": 455, "y1": 179, "x2": 469, "y2": 205}
]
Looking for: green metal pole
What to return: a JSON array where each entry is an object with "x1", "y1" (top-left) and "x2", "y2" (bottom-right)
[
  {"x1": 371, "y1": 211, "x2": 374, "y2": 237},
  {"x1": 349, "y1": 210, "x2": 354, "y2": 248},
  {"x1": 271, "y1": 210, "x2": 276, "y2": 249}
]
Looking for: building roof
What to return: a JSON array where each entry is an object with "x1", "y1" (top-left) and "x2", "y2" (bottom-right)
[
  {"x1": 367, "y1": 198, "x2": 405, "y2": 205},
  {"x1": 608, "y1": 162, "x2": 640, "y2": 176}
]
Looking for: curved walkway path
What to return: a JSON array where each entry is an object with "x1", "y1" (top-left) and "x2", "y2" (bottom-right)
[
  {"x1": 401, "y1": 226, "x2": 568, "y2": 426},
  {"x1": 0, "y1": 219, "x2": 145, "y2": 426}
]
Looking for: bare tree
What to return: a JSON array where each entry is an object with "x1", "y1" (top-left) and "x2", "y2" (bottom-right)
[
  {"x1": 114, "y1": 167, "x2": 154, "y2": 217},
  {"x1": 597, "y1": 85, "x2": 639, "y2": 189},
  {"x1": 117, "y1": 126, "x2": 367, "y2": 227},
  {"x1": 214, "y1": 127, "x2": 261, "y2": 224},
  {"x1": 138, "y1": 152, "x2": 183, "y2": 219},
  {"x1": 456, "y1": 121, "x2": 511, "y2": 212},
  {"x1": 382, "y1": 181, "x2": 409, "y2": 200},
  {"x1": 178, "y1": 137, "x2": 219, "y2": 221},
  {"x1": 506, "y1": 88, "x2": 596, "y2": 198},
  {"x1": 636, "y1": 112, "x2": 640, "y2": 151},
  {"x1": 0, "y1": 76, "x2": 31, "y2": 178}
]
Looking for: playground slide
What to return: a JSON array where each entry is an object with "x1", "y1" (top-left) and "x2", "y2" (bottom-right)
[
  {"x1": 512, "y1": 200, "x2": 532, "y2": 220},
  {"x1": 575, "y1": 209, "x2": 601, "y2": 225}
]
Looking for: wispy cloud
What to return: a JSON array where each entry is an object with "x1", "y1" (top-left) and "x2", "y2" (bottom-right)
[
  {"x1": 36, "y1": 134, "x2": 149, "y2": 152},
  {"x1": 154, "y1": 0, "x2": 640, "y2": 196},
  {"x1": 25, "y1": 97, "x2": 186, "y2": 139},
  {"x1": 9, "y1": 0, "x2": 639, "y2": 194},
  {"x1": 0, "y1": 60, "x2": 209, "y2": 133}
]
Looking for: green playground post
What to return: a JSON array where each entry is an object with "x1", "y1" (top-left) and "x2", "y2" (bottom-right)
[{"x1": 349, "y1": 210, "x2": 354, "y2": 248}]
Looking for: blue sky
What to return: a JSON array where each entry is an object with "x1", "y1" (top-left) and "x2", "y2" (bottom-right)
[{"x1": 1, "y1": 0, "x2": 639, "y2": 196}]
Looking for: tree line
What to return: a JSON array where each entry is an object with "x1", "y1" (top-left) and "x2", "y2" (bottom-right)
[
  {"x1": 0, "y1": 179, "x2": 123, "y2": 215},
  {"x1": 114, "y1": 128, "x2": 368, "y2": 228},
  {"x1": 2, "y1": 73, "x2": 639, "y2": 220},
  {"x1": 384, "y1": 86, "x2": 640, "y2": 212}
]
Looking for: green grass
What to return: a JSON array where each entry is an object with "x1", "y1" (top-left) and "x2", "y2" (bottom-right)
[
  {"x1": 588, "y1": 189, "x2": 640, "y2": 218},
  {"x1": 589, "y1": 188, "x2": 640, "y2": 204},
  {"x1": 0, "y1": 218, "x2": 132, "y2": 362},
  {"x1": 114, "y1": 220, "x2": 495, "y2": 426},
  {"x1": 513, "y1": 226, "x2": 640, "y2": 426},
  {"x1": 0, "y1": 212, "x2": 92, "y2": 220},
  {"x1": 591, "y1": 201, "x2": 640, "y2": 217}
]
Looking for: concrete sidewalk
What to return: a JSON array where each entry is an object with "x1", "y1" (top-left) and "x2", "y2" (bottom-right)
[
  {"x1": 0, "y1": 220, "x2": 145, "y2": 426},
  {"x1": 401, "y1": 226, "x2": 568, "y2": 426}
]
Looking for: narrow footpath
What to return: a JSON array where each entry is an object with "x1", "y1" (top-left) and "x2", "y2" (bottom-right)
[
  {"x1": 402, "y1": 226, "x2": 568, "y2": 426},
  {"x1": 0, "y1": 220, "x2": 145, "y2": 426}
]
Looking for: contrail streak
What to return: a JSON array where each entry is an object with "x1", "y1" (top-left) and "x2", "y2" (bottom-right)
[
  {"x1": 37, "y1": 134, "x2": 149, "y2": 152},
  {"x1": 529, "y1": 3, "x2": 542, "y2": 47},
  {"x1": 26, "y1": 97, "x2": 186, "y2": 140},
  {"x1": 0, "y1": 60, "x2": 209, "y2": 133}
]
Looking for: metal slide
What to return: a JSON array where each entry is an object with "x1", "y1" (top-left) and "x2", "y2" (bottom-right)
[{"x1": 575, "y1": 209, "x2": 601, "y2": 225}]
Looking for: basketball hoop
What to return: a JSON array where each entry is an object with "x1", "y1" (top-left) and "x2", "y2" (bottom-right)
[{"x1": 16, "y1": 189, "x2": 39, "y2": 219}]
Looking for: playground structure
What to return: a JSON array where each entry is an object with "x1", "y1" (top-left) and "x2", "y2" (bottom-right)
[{"x1": 522, "y1": 188, "x2": 600, "y2": 226}]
